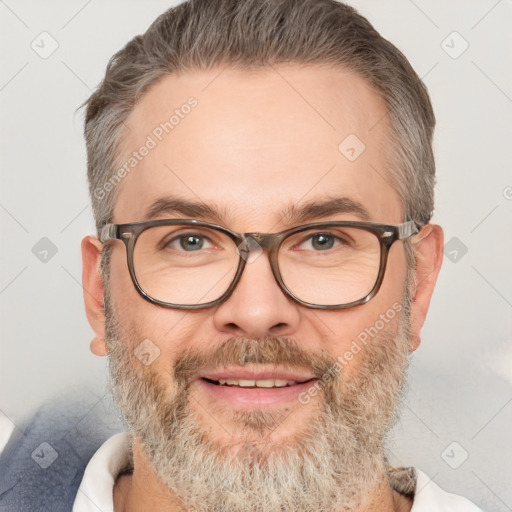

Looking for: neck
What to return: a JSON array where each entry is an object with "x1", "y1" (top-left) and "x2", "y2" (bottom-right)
[
  {"x1": 114, "y1": 439, "x2": 413, "y2": 512},
  {"x1": 113, "y1": 438, "x2": 183, "y2": 512}
]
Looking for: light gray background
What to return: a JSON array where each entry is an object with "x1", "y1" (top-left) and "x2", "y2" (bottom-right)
[{"x1": 1, "y1": 0, "x2": 511, "y2": 509}]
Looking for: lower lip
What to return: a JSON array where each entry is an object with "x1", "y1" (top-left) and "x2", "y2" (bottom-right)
[{"x1": 196, "y1": 378, "x2": 317, "y2": 408}]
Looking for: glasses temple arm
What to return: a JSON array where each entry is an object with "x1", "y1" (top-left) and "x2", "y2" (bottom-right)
[
  {"x1": 398, "y1": 220, "x2": 421, "y2": 239},
  {"x1": 99, "y1": 223, "x2": 117, "y2": 243}
]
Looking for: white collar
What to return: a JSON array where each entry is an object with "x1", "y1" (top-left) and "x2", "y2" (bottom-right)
[{"x1": 73, "y1": 432, "x2": 131, "y2": 512}]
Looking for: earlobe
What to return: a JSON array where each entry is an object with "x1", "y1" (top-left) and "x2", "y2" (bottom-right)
[
  {"x1": 81, "y1": 235, "x2": 108, "y2": 357},
  {"x1": 90, "y1": 335, "x2": 107, "y2": 356},
  {"x1": 409, "y1": 224, "x2": 444, "y2": 352}
]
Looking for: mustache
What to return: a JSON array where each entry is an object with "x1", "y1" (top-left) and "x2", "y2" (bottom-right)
[{"x1": 173, "y1": 336, "x2": 340, "y2": 388}]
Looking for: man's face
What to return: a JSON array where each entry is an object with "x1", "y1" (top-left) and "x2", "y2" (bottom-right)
[{"x1": 102, "y1": 64, "x2": 414, "y2": 510}]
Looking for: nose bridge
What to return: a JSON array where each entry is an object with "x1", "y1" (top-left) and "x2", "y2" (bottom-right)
[
  {"x1": 239, "y1": 232, "x2": 281, "y2": 277},
  {"x1": 243, "y1": 232, "x2": 281, "y2": 254},
  {"x1": 212, "y1": 230, "x2": 300, "y2": 338}
]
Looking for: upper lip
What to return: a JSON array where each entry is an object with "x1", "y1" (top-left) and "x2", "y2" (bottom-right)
[{"x1": 199, "y1": 367, "x2": 316, "y2": 383}]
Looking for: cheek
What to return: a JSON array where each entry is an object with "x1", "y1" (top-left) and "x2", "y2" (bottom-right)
[
  {"x1": 306, "y1": 245, "x2": 407, "y2": 373},
  {"x1": 109, "y1": 249, "x2": 215, "y2": 367},
  {"x1": 108, "y1": 247, "x2": 176, "y2": 351}
]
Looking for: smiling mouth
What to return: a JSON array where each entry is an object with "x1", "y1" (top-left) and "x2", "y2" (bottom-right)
[
  {"x1": 201, "y1": 377, "x2": 315, "y2": 388},
  {"x1": 197, "y1": 374, "x2": 319, "y2": 408}
]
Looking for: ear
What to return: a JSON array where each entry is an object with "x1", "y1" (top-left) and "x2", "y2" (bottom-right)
[
  {"x1": 409, "y1": 224, "x2": 444, "y2": 352},
  {"x1": 81, "y1": 235, "x2": 107, "y2": 356}
]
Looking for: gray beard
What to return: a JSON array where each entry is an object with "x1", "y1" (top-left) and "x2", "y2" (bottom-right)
[{"x1": 104, "y1": 289, "x2": 412, "y2": 512}]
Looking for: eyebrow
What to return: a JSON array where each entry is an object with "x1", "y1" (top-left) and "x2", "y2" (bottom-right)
[
  {"x1": 144, "y1": 195, "x2": 371, "y2": 226},
  {"x1": 282, "y1": 197, "x2": 371, "y2": 224},
  {"x1": 145, "y1": 197, "x2": 227, "y2": 223}
]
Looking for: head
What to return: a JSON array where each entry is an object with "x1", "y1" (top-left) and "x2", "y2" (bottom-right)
[{"x1": 81, "y1": 1, "x2": 443, "y2": 511}]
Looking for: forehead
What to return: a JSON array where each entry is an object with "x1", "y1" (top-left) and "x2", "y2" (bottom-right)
[{"x1": 114, "y1": 63, "x2": 402, "y2": 229}]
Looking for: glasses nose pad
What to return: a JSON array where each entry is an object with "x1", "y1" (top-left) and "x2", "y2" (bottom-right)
[{"x1": 236, "y1": 236, "x2": 264, "y2": 264}]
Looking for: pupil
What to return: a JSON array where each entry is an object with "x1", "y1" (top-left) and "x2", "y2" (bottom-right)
[
  {"x1": 312, "y1": 234, "x2": 333, "y2": 250},
  {"x1": 181, "y1": 235, "x2": 203, "y2": 250}
]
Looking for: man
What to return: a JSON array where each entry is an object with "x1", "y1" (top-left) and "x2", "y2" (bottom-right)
[{"x1": 0, "y1": 0, "x2": 485, "y2": 510}]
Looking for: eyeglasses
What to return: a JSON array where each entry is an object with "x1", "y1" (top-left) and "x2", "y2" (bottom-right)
[{"x1": 99, "y1": 219, "x2": 420, "y2": 310}]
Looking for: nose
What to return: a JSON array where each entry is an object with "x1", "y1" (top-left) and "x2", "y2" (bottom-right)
[{"x1": 212, "y1": 249, "x2": 301, "y2": 339}]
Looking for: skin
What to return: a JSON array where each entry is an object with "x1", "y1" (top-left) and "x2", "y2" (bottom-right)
[{"x1": 81, "y1": 63, "x2": 443, "y2": 511}]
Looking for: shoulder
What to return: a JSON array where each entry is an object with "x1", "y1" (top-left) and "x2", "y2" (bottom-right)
[
  {"x1": 411, "y1": 468, "x2": 485, "y2": 512},
  {"x1": 388, "y1": 466, "x2": 484, "y2": 511},
  {"x1": 0, "y1": 410, "x2": 16, "y2": 457},
  {"x1": 0, "y1": 395, "x2": 123, "y2": 512}
]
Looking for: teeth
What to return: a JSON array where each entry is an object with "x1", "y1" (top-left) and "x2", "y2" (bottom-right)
[
  {"x1": 236, "y1": 379, "x2": 255, "y2": 387},
  {"x1": 216, "y1": 379, "x2": 298, "y2": 387}
]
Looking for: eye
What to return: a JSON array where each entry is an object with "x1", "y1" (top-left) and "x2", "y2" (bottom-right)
[
  {"x1": 298, "y1": 232, "x2": 347, "y2": 251},
  {"x1": 284, "y1": 228, "x2": 356, "y2": 254},
  {"x1": 165, "y1": 233, "x2": 213, "y2": 252},
  {"x1": 309, "y1": 233, "x2": 336, "y2": 251}
]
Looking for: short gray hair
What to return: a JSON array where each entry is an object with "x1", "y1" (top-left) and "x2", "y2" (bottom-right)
[{"x1": 83, "y1": 0, "x2": 435, "y2": 237}]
